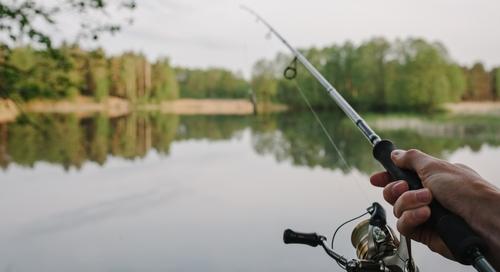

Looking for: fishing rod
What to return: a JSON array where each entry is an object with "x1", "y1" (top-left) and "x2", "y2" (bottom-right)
[{"x1": 242, "y1": 6, "x2": 495, "y2": 272}]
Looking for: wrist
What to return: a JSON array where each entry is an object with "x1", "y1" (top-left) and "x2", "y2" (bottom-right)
[{"x1": 468, "y1": 181, "x2": 500, "y2": 253}]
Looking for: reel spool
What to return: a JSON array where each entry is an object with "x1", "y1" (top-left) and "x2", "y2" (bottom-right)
[{"x1": 351, "y1": 219, "x2": 399, "y2": 261}]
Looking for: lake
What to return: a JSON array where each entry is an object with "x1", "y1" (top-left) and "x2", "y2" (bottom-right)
[{"x1": 0, "y1": 112, "x2": 499, "y2": 272}]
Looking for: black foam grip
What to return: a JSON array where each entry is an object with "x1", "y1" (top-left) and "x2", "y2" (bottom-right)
[
  {"x1": 372, "y1": 140, "x2": 486, "y2": 265},
  {"x1": 283, "y1": 229, "x2": 321, "y2": 247}
]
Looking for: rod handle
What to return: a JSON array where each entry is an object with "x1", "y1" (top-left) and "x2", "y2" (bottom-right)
[
  {"x1": 283, "y1": 229, "x2": 322, "y2": 247},
  {"x1": 373, "y1": 140, "x2": 486, "y2": 265}
]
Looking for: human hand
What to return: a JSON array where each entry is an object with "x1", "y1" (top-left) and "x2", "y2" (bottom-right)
[{"x1": 370, "y1": 149, "x2": 500, "y2": 264}]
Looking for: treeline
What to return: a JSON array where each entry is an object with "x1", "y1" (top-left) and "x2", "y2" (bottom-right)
[
  {"x1": 0, "y1": 45, "x2": 179, "y2": 102},
  {"x1": 0, "y1": 45, "x2": 248, "y2": 102},
  {"x1": 2, "y1": 38, "x2": 500, "y2": 112},
  {"x1": 251, "y1": 38, "x2": 500, "y2": 111},
  {"x1": 176, "y1": 68, "x2": 249, "y2": 99}
]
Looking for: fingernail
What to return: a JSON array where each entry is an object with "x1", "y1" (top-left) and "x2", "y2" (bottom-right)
[
  {"x1": 416, "y1": 189, "x2": 431, "y2": 203},
  {"x1": 391, "y1": 149, "x2": 404, "y2": 159},
  {"x1": 391, "y1": 181, "x2": 407, "y2": 196}
]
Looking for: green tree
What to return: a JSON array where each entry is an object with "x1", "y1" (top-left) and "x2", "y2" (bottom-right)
[
  {"x1": 382, "y1": 39, "x2": 455, "y2": 111},
  {"x1": 465, "y1": 63, "x2": 493, "y2": 100},
  {"x1": 151, "y1": 58, "x2": 179, "y2": 101},
  {"x1": 86, "y1": 49, "x2": 110, "y2": 102},
  {"x1": 177, "y1": 67, "x2": 248, "y2": 99},
  {"x1": 350, "y1": 38, "x2": 390, "y2": 110},
  {"x1": 492, "y1": 67, "x2": 500, "y2": 100},
  {"x1": 0, "y1": 1, "x2": 135, "y2": 100},
  {"x1": 446, "y1": 64, "x2": 467, "y2": 102},
  {"x1": 251, "y1": 59, "x2": 278, "y2": 104},
  {"x1": 4, "y1": 46, "x2": 81, "y2": 100},
  {"x1": 0, "y1": 0, "x2": 135, "y2": 49}
]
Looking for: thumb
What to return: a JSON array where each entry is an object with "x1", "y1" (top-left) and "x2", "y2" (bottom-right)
[{"x1": 391, "y1": 149, "x2": 436, "y2": 179}]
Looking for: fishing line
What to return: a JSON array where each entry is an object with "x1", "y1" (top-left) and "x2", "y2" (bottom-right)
[
  {"x1": 293, "y1": 81, "x2": 349, "y2": 169},
  {"x1": 292, "y1": 79, "x2": 370, "y2": 201},
  {"x1": 330, "y1": 210, "x2": 368, "y2": 250},
  {"x1": 330, "y1": 210, "x2": 369, "y2": 269}
]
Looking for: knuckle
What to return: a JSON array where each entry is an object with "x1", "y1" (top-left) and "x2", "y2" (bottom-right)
[
  {"x1": 396, "y1": 218, "x2": 404, "y2": 233},
  {"x1": 418, "y1": 159, "x2": 447, "y2": 181},
  {"x1": 396, "y1": 214, "x2": 410, "y2": 235},
  {"x1": 383, "y1": 186, "x2": 393, "y2": 202},
  {"x1": 405, "y1": 149, "x2": 421, "y2": 160},
  {"x1": 418, "y1": 160, "x2": 438, "y2": 179},
  {"x1": 393, "y1": 192, "x2": 411, "y2": 217},
  {"x1": 393, "y1": 205, "x2": 399, "y2": 218}
]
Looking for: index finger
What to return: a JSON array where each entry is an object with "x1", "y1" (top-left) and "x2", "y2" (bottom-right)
[{"x1": 370, "y1": 171, "x2": 393, "y2": 187}]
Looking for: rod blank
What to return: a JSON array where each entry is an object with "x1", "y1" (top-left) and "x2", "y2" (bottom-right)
[{"x1": 241, "y1": 5, "x2": 381, "y2": 146}]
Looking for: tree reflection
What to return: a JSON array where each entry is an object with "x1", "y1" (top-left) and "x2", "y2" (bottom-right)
[
  {"x1": 0, "y1": 112, "x2": 499, "y2": 173},
  {"x1": 250, "y1": 112, "x2": 500, "y2": 173}
]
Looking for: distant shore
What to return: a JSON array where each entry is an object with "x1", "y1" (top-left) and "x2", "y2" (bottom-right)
[
  {"x1": 444, "y1": 102, "x2": 500, "y2": 115},
  {"x1": 1, "y1": 97, "x2": 500, "y2": 124},
  {"x1": 0, "y1": 97, "x2": 287, "y2": 123},
  {"x1": 137, "y1": 99, "x2": 287, "y2": 115},
  {"x1": 0, "y1": 99, "x2": 18, "y2": 123}
]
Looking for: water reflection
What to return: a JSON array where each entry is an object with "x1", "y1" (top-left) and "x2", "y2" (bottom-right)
[
  {"x1": 22, "y1": 188, "x2": 178, "y2": 236},
  {"x1": 1, "y1": 112, "x2": 499, "y2": 272},
  {"x1": 0, "y1": 112, "x2": 498, "y2": 173},
  {"x1": 252, "y1": 113, "x2": 500, "y2": 173},
  {"x1": 1, "y1": 112, "x2": 499, "y2": 173}
]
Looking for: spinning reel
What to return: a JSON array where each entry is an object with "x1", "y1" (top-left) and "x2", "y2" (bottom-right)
[{"x1": 283, "y1": 203, "x2": 418, "y2": 272}]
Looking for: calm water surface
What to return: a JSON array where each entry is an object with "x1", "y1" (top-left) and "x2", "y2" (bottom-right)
[{"x1": 0, "y1": 112, "x2": 499, "y2": 272}]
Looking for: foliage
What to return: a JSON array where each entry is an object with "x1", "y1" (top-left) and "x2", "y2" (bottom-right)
[
  {"x1": 1, "y1": 36, "x2": 498, "y2": 109},
  {"x1": 176, "y1": 67, "x2": 248, "y2": 99},
  {"x1": 464, "y1": 63, "x2": 493, "y2": 101},
  {"x1": 0, "y1": 0, "x2": 135, "y2": 49},
  {"x1": 0, "y1": 46, "x2": 180, "y2": 102},
  {"x1": 151, "y1": 59, "x2": 179, "y2": 101},
  {"x1": 0, "y1": 46, "x2": 79, "y2": 100},
  {"x1": 494, "y1": 68, "x2": 500, "y2": 100},
  {"x1": 85, "y1": 49, "x2": 110, "y2": 102},
  {"x1": 251, "y1": 59, "x2": 279, "y2": 103},
  {"x1": 257, "y1": 38, "x2": 494, "y2": 112},
  {"x1": 0, "y1": 0, "x2": 135, "y2": 101}
]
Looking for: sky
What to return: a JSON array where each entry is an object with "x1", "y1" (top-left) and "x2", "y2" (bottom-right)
[{"x1": 55, "y1": 0, "x2": 500, "y2": 77}]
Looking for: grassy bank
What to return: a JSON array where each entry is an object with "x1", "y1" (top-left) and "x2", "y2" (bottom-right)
[
  {"x1": 2, "y1": 97, "x2": 500, "y2": 124},
  {"x1": 444, "y1": 102, "x2": 500, "y2": 115},
  {"x1": 0, "y1": 97, "x2": 288, "y2": 122},
  {"x1": 0, "y1": 99, "x2": 18, "y2": 123}
]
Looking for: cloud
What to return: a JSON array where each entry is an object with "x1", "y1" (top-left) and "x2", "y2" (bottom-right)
[{"x1": 50, "y1": 0, "x2": 500, "y2": 76}]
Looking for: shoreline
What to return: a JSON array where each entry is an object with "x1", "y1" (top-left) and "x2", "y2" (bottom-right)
[
  {"x1": 444, "y1": 102, "x2": 500, "y2": 115},
  {"x1": 1, "y1": 98, "x2": 500, "y2": 124},
  {"x1": 0, "y1": 97, "x2": 287, "y2": 123},
  {"x1": 0, "y1": 99, "x2": 19, "y2": 123},
  {"x1": 137, "y1": 99, "x2": 287, "y2": 115}
]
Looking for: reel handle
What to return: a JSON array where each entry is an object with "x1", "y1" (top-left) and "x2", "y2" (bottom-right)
[
  {"x1": 373, "y1": 140, "x2": 486, "y2": 265},
  {"x1": 283, "y1": 229, "x2": 322, "y2": 247}
]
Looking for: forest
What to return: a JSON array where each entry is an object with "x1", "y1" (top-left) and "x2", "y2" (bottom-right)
[
  {"x1": 0, "y1": 45, "x2": 247, "y2": 102},
  {"x1": 1, "y1": 38, "x2": 500, "y2": 112},
  {"x1": 0, "y1": 45, "x2": 178, "y2": 102},
  {"x1": 252, "y1": 38, "x2": 500, "y2": 111}
]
